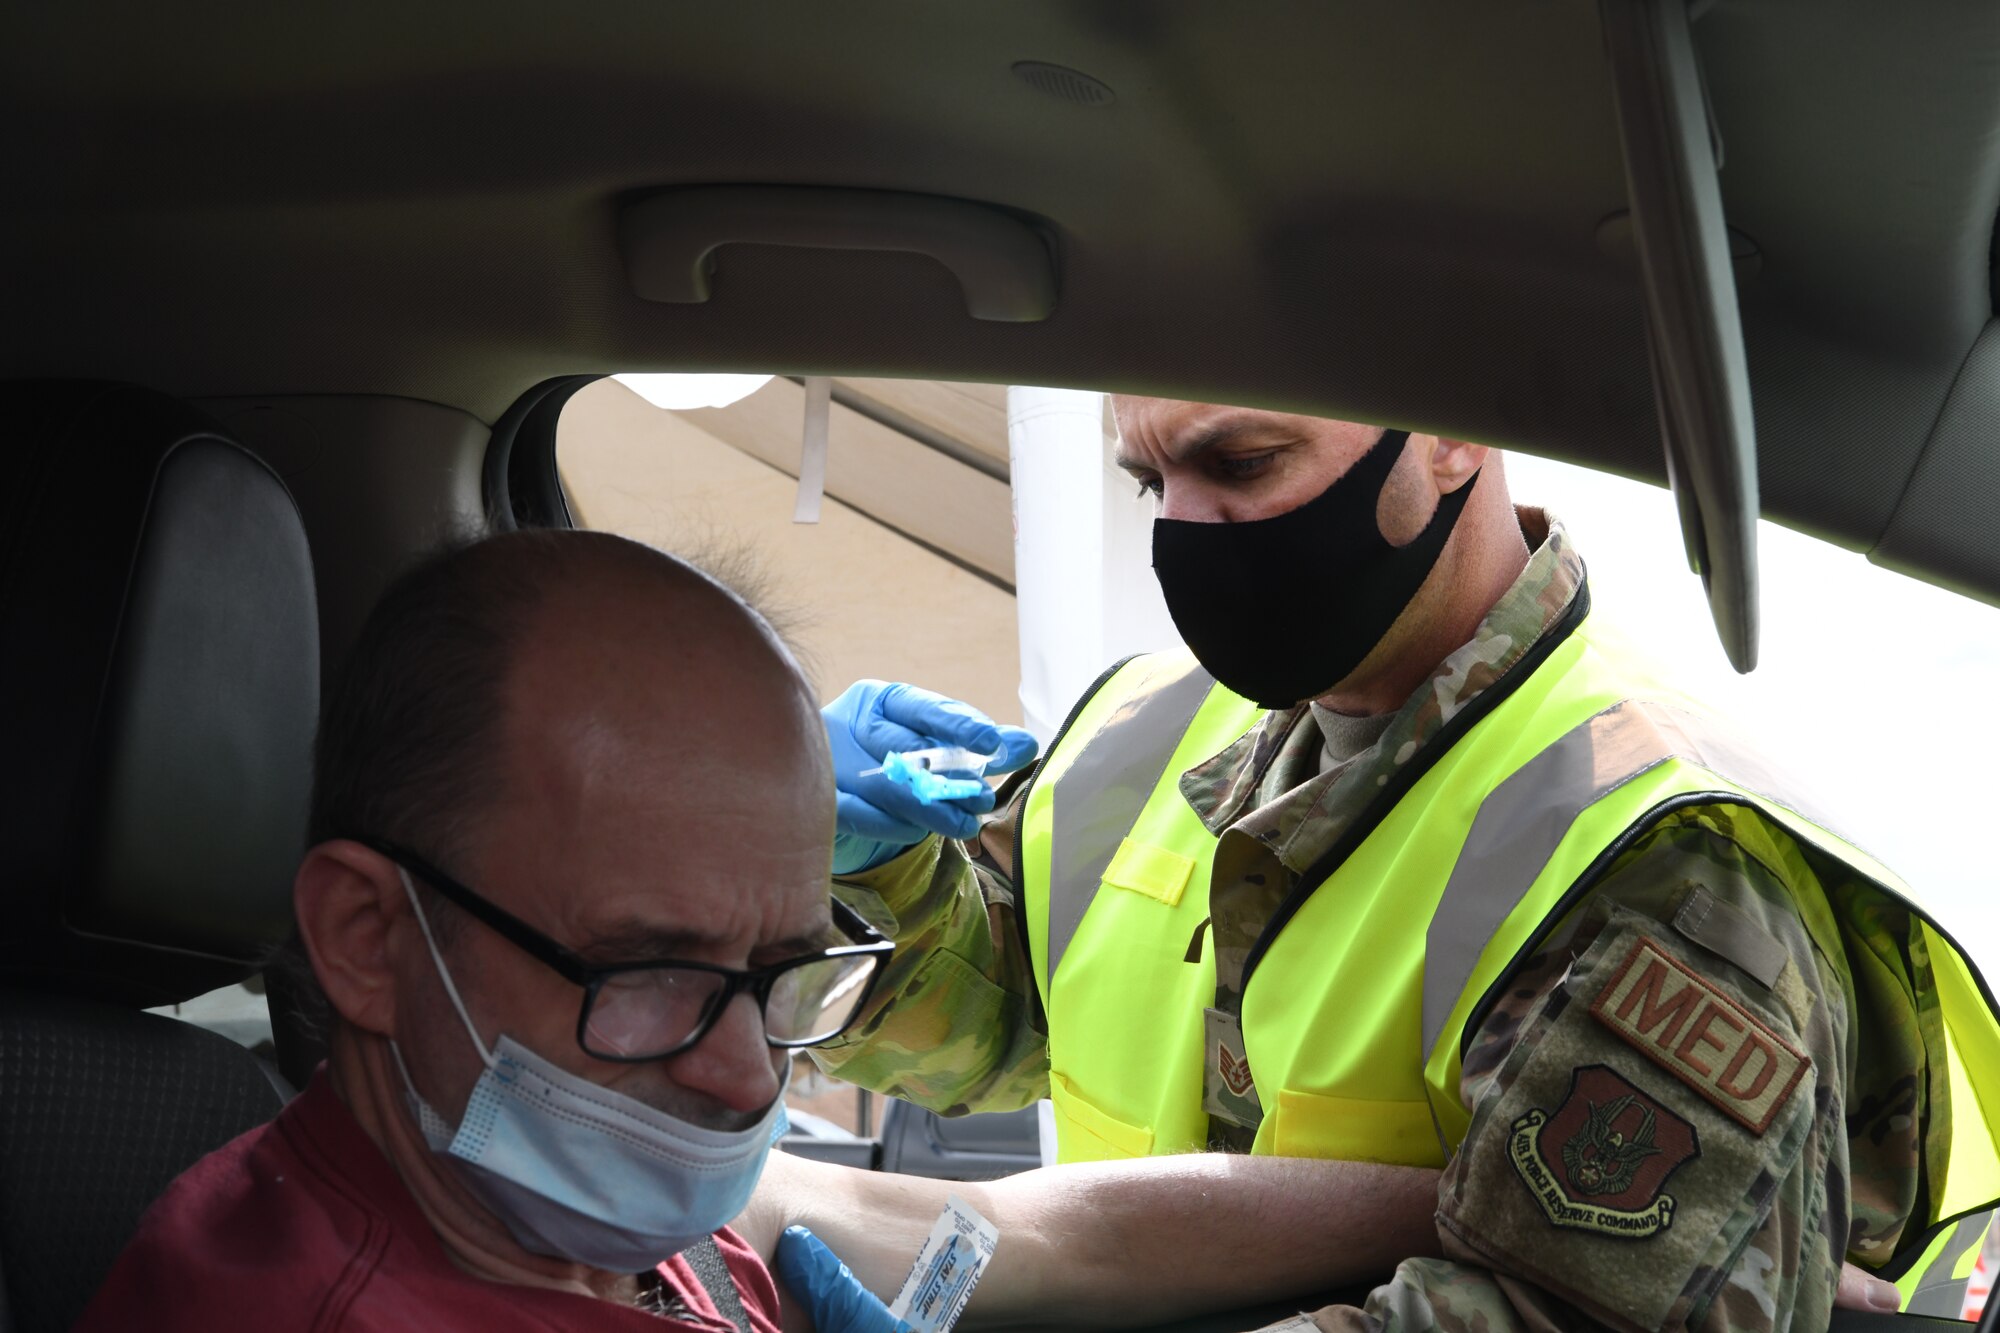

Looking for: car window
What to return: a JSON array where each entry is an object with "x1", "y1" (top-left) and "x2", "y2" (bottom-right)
[
  {"x1": 555, "y1": 379, "x2": 2000, "y2": 1149},
  {"x1": 564, "y1": 377, "x2": 2000, "y2": 968}
]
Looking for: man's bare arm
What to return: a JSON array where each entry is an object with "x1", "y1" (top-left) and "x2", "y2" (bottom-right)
[{"x1": 739, "y1": 1150, "x2": 1443, "y2": 1330}]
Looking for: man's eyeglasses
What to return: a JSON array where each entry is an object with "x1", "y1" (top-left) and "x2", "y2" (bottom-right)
[{"x1": 353, "y1": 837, "x2": 895, "y2": 1064}]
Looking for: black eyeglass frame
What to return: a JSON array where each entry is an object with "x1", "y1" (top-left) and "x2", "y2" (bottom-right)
[{"x1": 351, "y1": 835, "x2": 895, "y2": 1063}]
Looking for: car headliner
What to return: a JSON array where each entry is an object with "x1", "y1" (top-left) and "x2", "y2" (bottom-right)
[{"x1": 4, "y1": 1, "x2": 1997, "y2": 613}]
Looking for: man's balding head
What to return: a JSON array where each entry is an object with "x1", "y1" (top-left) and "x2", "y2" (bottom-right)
[{"x1": 310, "y1": 528, "x2": 820, "y2": 873}]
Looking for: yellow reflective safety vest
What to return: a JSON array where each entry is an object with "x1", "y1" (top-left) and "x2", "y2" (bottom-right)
[{"x1": 1015, "y1": 601, "x2": 2000, "y2": 1314}]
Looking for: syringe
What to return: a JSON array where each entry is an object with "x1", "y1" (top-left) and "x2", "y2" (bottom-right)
[{"x1": 859, "y1": 746, "x2": 996, "y2": 805}]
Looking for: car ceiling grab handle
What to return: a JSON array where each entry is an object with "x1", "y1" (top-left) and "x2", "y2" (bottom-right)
[
  {"x1": 618, "y1": 186, "x2": 1058, "y2": 323},
  {"x1": 1599, "y1": 0, "x2": 1761, "y2": 673}
]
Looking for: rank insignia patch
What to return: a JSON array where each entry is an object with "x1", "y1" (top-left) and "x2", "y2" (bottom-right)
[
  {"x1": 1508, "y1": 1065, "x2": 1699, "y2": 1239},
  {"x1": 1591, "y1": 936, "x2": 1809, "y2": 1134},
  {"x1": 1218, "y1": 1044, "x2": 1255, "y2": 1097},
  {"x1": 1201, "y1": 1007, "x2": 1262, "y2": 1128}
]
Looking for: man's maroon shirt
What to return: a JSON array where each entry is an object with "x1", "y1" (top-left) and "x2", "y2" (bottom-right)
[{"x1": 75, "y1": 1071, "x2": 783, "y2": 1332}]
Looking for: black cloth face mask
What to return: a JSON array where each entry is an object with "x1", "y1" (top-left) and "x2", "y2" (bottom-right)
[{"x1": 1150, "y1": 429, "x2": 1479, "y2": 709}]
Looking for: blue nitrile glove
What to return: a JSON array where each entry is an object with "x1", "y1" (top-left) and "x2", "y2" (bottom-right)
[
  {"x1": 824, "y1": 680, "x2": 1039, "y2": 875},
  {"x1": 775, "y1": 1226, "x2": 913, "y2": 1333}
]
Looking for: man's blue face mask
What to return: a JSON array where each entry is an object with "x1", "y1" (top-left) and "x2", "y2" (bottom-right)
[{"x1": 391, "y1": 868, "x2": 787, "y2": 1274}]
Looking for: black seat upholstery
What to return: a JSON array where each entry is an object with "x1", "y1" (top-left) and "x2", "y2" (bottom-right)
[{"x1": 0, "y1": 383, "x2": 319, "y2": 1333}]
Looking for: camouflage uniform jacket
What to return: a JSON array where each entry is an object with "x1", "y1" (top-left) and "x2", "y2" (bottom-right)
[{"x1": 814, "y1": 511, "x2": 1931, "y2": 1333}]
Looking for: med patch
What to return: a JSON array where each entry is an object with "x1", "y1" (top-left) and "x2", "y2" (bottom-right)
[
  {"x1": 1591, "y1": 936, "x2": 1809, "y2": 1134},
  {"x1": 1508, "y1": 1064, "x2": 1699, "y2": 1238},
  {"x1": 1436, "y1": 905, "x2": 1819, "y2": 1333}
]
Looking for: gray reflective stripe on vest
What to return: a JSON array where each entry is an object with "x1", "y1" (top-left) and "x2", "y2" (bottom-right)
[
  {"x1": 1421, "y1": 698, "x2": 1836, "y2": 1062},
  {"x1": 1905, "y1": 1211, "x2": 1992, "y2": 1317},
  {"x1": 1046, "y1": 659, "x2": 1217, "y2": 982}
]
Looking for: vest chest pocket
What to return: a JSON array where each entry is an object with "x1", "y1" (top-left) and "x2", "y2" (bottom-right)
[
  {"x1": 1049, "y1": 1071, "x2": 1155, "y2": 1162},
  {"x1": 1267, "y1": 1089, "x2": 1449, "y2": 1167},
  {"x1": 1101, "y1": 838, "x2": 1195, "y2": 908}
]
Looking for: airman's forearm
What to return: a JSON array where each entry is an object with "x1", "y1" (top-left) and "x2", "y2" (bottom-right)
[{"x1": 742, "y1": 1150, "x2": 1442, "y2": 1330}]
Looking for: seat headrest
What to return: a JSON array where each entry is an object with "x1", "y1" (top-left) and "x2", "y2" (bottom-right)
[{"x1": 0, "y1": 383, "x2": 319, "y2": 1006}]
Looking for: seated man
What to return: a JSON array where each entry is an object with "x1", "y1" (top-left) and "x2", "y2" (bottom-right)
[
  {"x1": 78, "y1": 529, "x2": 893, "y2": 1331},
  {"x1": 80, "y1": 525, "x2": 1450, "y2": 1333}
]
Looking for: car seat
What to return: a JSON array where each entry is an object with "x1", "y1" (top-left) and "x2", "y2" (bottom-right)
[{"x1": 0, "y1": 382, "x2": 318, "y2": 1333}]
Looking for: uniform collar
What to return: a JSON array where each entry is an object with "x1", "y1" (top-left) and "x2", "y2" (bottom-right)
[{"x1": 1180, "y1": 507, "x2": 1584, "y2": 873}]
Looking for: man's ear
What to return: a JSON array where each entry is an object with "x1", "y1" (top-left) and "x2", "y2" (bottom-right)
[
  {"x1": 1431, "y1": 438, "x2": 1489, "y2": 492},
  {"x1": 294, "y1": 841, "x2": 407, "y2": 1038}
]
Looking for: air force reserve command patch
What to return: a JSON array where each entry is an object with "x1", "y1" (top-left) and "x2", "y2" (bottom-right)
[
  {"x1": 1439, "y1": 906, "x2": 1820, "y2": 1333},
  {"x1": 1590, "y1": 936, "x2": 1809, "y2": 1134},
  {"x1": 1509, "y1": 1065, "x2": 1700, "y2": 1238}
]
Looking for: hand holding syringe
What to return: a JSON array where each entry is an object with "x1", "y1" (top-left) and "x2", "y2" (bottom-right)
[{"x1": 824, "y1": 681, "x2": 1042, "y2": 873}]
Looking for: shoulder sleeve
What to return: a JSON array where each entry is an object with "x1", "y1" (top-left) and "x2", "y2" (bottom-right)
[
  {"x1": 810, "y1": 774, "x2": 1052, "y2": 1115},
  {"x1": 73, "y1": 1112, "x2": 369, "y2": 1333},
  {"x1": 1273, "y1": 803, "x2": 1898, "y2": 1333}
]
